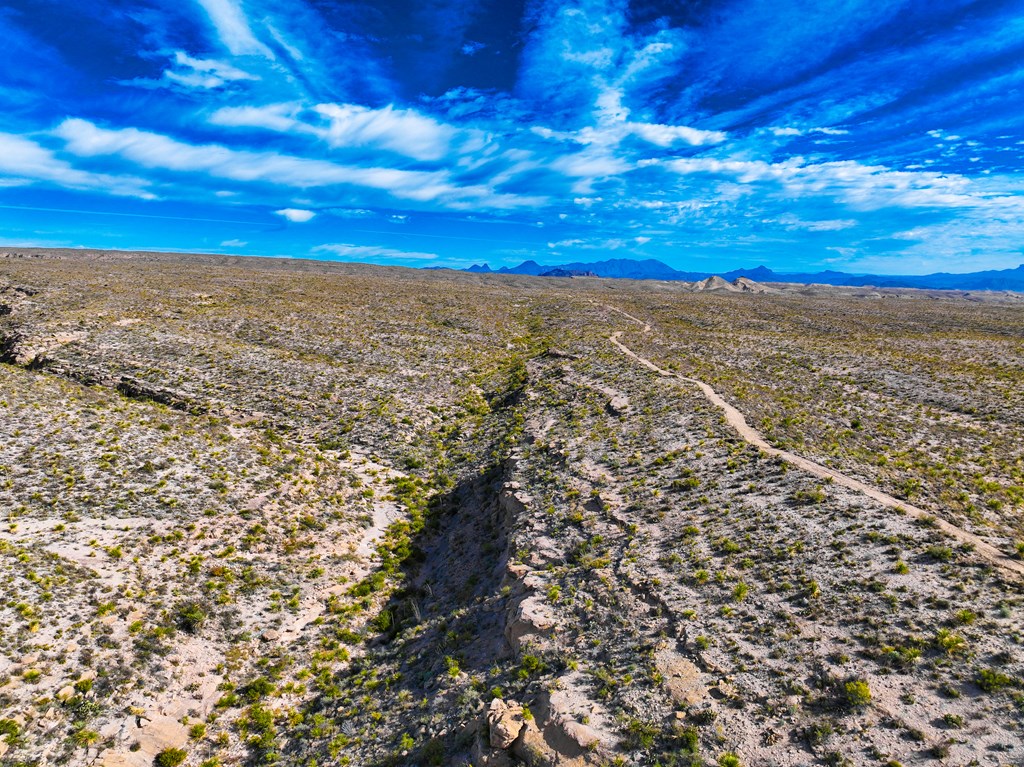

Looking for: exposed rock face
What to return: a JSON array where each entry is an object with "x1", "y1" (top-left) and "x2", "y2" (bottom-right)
[
  {"x1": 733, "y1": 276, "x2": 774, "y2": 293},
  {"x1": 505, "y1": 594, "x2": 557, "y2": 652},
  {"x1": 693, "y1": 275, "x2": 737, "y2": 292},
  {"x1": 605, "y1": 393, "x2": 629, "y2": 416},
  {"x1": 98, "y1": 714, "x2": 189, "y2": 767},
  {"x1": 655, "y1": 647, "x2": 707, "y2": 705},
  {"x1": 487, "y1": 698, "x2": 527, "y2": 749}
]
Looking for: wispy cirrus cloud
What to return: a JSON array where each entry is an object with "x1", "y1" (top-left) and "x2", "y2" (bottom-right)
[
  {"x1": 1, "y1": 0, "x2": 1023, "y2": 273},
  {"x1": 311, "y1": 243, "x2": 439, "y2": 261},
  {"x1": 193, "y1": 0, "x2": 274, "y2": 58},
  {"x1": 0, "y1": 133, "x2": 153, "y2": 198},
  {"x1": 211, "y1": 102, "x2": 459, "y2": 161},
  {"x1": 53, "y1": 118, "x2": 544, "y2": 210}
]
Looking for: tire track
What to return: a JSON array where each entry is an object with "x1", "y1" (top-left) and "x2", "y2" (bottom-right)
[{"x1": 606, "y1": 318, "x2": 1024, "y2": 581}]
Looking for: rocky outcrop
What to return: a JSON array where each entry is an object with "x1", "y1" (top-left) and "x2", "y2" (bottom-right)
[
  {"x1": 115, "y1": 376, "x2": 207, "y2": 414},
  {"x1": 97, "y1": 713, "x2": 189, "y2": 767},
  {"x1": 487, "y1": 698, "x2": 527, "y2": 749},
  {"x1": 478, "y1": 693, "x2": 610, "y2": 767},
  {"x1": 655, "y1": 646, "x2": 707, "y2": 705}
]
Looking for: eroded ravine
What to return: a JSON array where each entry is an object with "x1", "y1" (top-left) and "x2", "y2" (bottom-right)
[{"x1": 607, "y1": 319, "x2": 1024, "y2": 580}]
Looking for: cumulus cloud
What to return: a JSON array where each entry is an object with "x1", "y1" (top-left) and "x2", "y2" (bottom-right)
[{"x1": 275, "y1": 208, "x2": 315, "y2": 222}]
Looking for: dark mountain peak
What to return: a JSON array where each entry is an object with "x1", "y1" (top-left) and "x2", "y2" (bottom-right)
[
  {"x1": 460, "y1": 258, "x2": 1024, "y2": 292},
  {"x1": 497, "y1": 260, "x2": 546, "y2": 275},
  {"x1": 540, "y1": 268, "x2": 597, "y2": 278}
]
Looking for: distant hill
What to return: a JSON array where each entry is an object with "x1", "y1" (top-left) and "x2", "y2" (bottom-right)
[
  {"x1": 540, "y1": 267, "x2": 598, "y2": 277},
  {"x1": 462, "y1": 258, "x2": 1024, "y2": 292}
]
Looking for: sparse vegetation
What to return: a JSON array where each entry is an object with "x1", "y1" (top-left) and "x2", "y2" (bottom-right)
[{"x1": 0, "y1": 250, "x2": 1022, "y2": 767}]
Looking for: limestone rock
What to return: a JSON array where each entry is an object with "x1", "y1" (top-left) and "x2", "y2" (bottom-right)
[
  {"x1": 506, "y1": 596, "x2": 556, "y2": 651},
  {"x1": 605, "y1": 394, "x2": 629, "y2": 416},
  {"x1": 655, "y1": 648, "x2": 707, "y2": 706},
  {"x1": 98, "y1": 714, "x2": 188, "y2": 767},
  {"x1": 487, "y1": 698, "x2": 526, "y2": 750},
  {"x1": 55, "y1": 686, "x2": 75, "y2": 702}
]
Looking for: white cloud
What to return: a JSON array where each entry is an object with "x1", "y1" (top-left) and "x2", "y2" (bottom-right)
[
  {"x1": 546, "y1": 237, "x2": 629, "y2": 250},
  {"x1": 312, "y1": 243, "x2": 439, "y2": 261},
  {"x1": 769, "y1": 126, "x2": 850, "y2": 137},
  {"x1": 662, "y1": 156, "x2": 1002, "y2": 211},
  {"x1": 774, "y1": 214, "x2": 857, "y2": 231},
  {"x1": 631, "y1": 123, "x2": 726, "y2": 147},
  {"x1": 315, "y1": 103, "x2": 455, "y2": 161},
  {"x1": 220, "y1": 239, "x2": 247, "y2": 247},
  {"x1": 0, "y1": 132, "x2": 153, "y2": 198},
  {"x1": 275, "y1": 208, "x2": 315, "y2": 222},
  {"x1": 193, "y1": 0, "x2": 273, "y2": 58},
  {"x1": 55, "y1": 119, "x2": 533, "y2": 207},
  {"x1": 533, "y1": 119, "x2": 725, "y2": 149},
  {"x1": 327, "y1": 208, "x2": 376, "y2": 218},
  {"x1": 210, "y1": 103, "x2": 301, "y2": 132},
  {"x1": 212, "y1": 102, "x2": 458, "y2": 162},
  {"x1": 163, "y1": 51, "x2": 258, "y2": 89},
  {"x1": 553, "y1": 150, "x2": 630, "y2": 180}
]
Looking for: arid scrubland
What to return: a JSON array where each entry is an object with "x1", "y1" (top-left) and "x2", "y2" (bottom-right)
[{"x1": 1, "y1": 249, "x2": 1023, "y2": 767}]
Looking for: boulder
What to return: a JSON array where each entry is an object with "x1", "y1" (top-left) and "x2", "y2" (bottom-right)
[
  {"x1": 655, "y1": 648, "x2": 707, "y2": 706},
  {"x1": 55, "y1": 686, "x2": 75, "y2": 702},
  {"x1": 506, "y1": 596, "x2": 556, "y2": 651},
  {"x1": 487, "y1": 698, "x2": 527, "y2": 750}
]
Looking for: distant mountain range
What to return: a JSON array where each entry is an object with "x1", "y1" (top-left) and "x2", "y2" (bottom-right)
[{"x1": 462, "y1": 259, "x2": 1024, "y2": 292}]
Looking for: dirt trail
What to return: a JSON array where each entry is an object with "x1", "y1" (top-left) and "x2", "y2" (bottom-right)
[{"x1": 607, "y1": 322, "x2": 1024, "y2": 580}]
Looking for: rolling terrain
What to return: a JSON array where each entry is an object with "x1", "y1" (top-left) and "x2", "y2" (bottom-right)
[{"x1": 1, "y1": 249, "x2": 1023, "y2": 767}]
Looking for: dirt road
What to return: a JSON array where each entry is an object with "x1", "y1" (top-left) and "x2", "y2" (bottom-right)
[{"x1": 608, "y1": 324, "x2": 1024, "y2": 580}]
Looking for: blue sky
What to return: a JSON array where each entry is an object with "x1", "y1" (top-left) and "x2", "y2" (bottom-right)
[{"x1": 2, "y1": 0, "x2": 1024, "y2": 274}]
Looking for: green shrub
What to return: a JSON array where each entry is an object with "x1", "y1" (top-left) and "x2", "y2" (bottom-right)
[
  {"x1": 842, "y1": 679, "x2": 871, "y2": 708},
  {"x1": 174, "y1": 600, "x2": 207, "y2": 634},
  {"x1": 976, "y1": 668, "x2": 1015, "y2": 693},
  {"x1": 154, "y1": 748, "x2": 187, "y2": 767}
]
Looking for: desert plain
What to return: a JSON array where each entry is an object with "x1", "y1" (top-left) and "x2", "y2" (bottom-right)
[{"x1": 1, "y1": 248, "x2": 1023, "y2": 767}]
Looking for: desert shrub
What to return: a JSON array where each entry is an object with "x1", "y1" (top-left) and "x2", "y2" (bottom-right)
[
  {"x1": 154, "y1": 748, "x2": 187, "y2": 767},
  {"x1": 925, "y1": 545, "x2": 953, "y2": 562},
  {"x1": 240, "y1": 676, "x2": 276, "y2": 702},
  {"x1": 976, "y1": 668, "x2": 1015, "y2": 693},
  {"x1": 842, "y1": 679, "x2": 871, "y2": 708},
  {"x1": 174, "y1": 600, "x2": 207, "y2": 634},
  {"x1": 622, "y1": 718, "x2": 659, "y2": 750}
]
